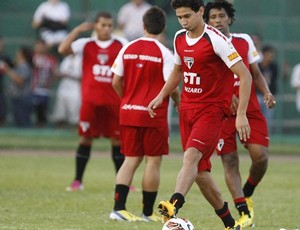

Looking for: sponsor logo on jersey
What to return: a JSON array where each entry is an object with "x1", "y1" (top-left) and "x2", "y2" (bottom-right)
[
  {"x1": 93, "y1": 65, "x2": 112, "y2": 78},
  {"x1": 124, "y1": 54, "x2": 161, "y2": 63},
  {"x1": 97, "y1": 54, "x2": 109, "y2": 65},
  {"x1": 122, "y1": 104, "x2": 148, "y2": 111},
  {"x1": 184, "y1": 57, "x2": 194, "y2": 69},
  {"x1": 227, "y1": 52, "x2": 239, "y2": 61},
  {"x1": 253, "y1": 50, "x2": 258, "y2": 57}
]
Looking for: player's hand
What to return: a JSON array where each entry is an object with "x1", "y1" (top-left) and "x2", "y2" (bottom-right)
[
  {"x1": 76, "y1": 22, "x2": 94, "y2": 33},
  {"x1": 235, "y1": 114, "x2": 251, "y2": 141},
  {"x1": 264, "y1": 92, "x2": 276, "y2": 109},
  {"x1": 230, "y1": 95, "x2": 239, "y2": 115},
  {"x1": 147, "y1": 95, "x2": 163, "y2": 118}
]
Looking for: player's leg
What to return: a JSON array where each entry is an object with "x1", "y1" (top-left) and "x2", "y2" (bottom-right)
[
  {"x1": 195, "y1": 171, "x2": 240, "y2": 229},
  {"x1": 141, "y1": 155, "x2": 162, "y2": 221},
  {"x1": 242, "y1": 112, "x2": 269, "y2": 220},
  {"x1": 242, "y1": 143, "x2": 268, "y2": 220},
  {"x1": 110, "y1": 126, "x2": 143, "y2": 221},
  {"x1": 110, "y1": 156, "x2": 144, "y2": 221},
  {"x1": 243, "y1": 144, "x2": 268, "y2": 198},
  {"x1": 220, "y1": 151, "x2": 253, "y2": 227},
  {"x1": 141, "y1": 126, "x2": 168, "y2": 222},
  {"x1": 110, "y1": 138, "x2": 124, "y2": 173},
  {"x1": 105, "y1": 105, "x2": 124, "y2": 174},
  {"x1": 66, "y1": 102, "x2": 96, "y2": 191},
  {"x1": 158, "y1": 147, "x2": 200, "y2": 222}
]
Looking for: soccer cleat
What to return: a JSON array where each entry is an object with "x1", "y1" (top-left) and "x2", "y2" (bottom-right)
[
  {"x1": 109, "y1": 210, "x2": 143, "y2": 222},
  {"x1": 245, "y1": 197, "x2": 254, "y2": 219},
  {"x1": 158, "y1": 200, "x2": 177, "y2": 223},
  {"x1": 238, "y1": 212, "x2": 254, "y2": 228},
  {"x1": 66, "y1": 180, "x2": 84, "y2": 191},
  {"x1": 141, "y1": 212, "x2": 162, "y2": 222},
  {"x1": 225, "y1": 221, "x2": 242, "y2": 230}
]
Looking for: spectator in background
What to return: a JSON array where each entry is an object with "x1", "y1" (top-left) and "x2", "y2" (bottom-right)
[
  {"x1": 117, "y1": 0, "x2": 152, "y2": 41},
  {"x1": 32, "y1": 39, "x2": 58, "y2": 127},
  {"x1": 32, "y1": 0, "x2": 70, "y2": 49},
  {"x1": 290, "y1": 62, "x2": 300, "y2": 113},
  {"x1": 257, "y1": 45, "x2": 278, "y2": 131},
  {"x1": 0, "y1": 36, "x2": 14, "y2": 126},
  {"x1": 52, "y1": 53, "x2": 82, "y2": 128},
  {"x1": 2, "y1": 46, "x2": 33, "y2": 127}
]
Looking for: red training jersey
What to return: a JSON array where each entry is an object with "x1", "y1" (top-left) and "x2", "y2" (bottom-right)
[
  {"x1": 174, "y1": 24, "x2": 242, "y2": 115},
  {"x1": 230, "y1": 33, "x2": 261, "y2": 112},
  {"x1": 111, "y1": 37, "x2": 174, "y2": 127},
  {"x1": 72, "y1": 36, "x2": 127, "y2": 105}
]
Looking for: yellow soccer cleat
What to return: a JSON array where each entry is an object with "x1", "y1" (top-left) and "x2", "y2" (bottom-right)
[
  {"x1": 109, "y1": 210, "x2": 143, "y2": 222},
  {"x1": 238, "y1": 212, "x2": 254, "y2": 228},
  {"x1": 158, "y1": 200, "x2": 177, "y2": 223},
  {"x1": 142, "y1": 212, "x2": 162, "y2": 222},
  {"x1": 245, "y1": 197, "x2": 254, "y2": 219}
]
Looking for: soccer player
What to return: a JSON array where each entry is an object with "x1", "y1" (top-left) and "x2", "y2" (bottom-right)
[
  {"x1": 109, "y1": 6, "x2": 180, "y2": 222},
  {"x1": 58, "y1": 12, "x2": 128, "y2": 191},
  {"x1": 203, "y1": 0, "x2": 276, "y2": 227},
  {"x1": 147, "y1": 0, "x2": 252, "y2": 229}
]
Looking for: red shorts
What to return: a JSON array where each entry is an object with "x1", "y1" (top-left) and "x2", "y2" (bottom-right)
[
  {"x1": 216, "y1": 110, "x2": 269, "y2": 155},
  {"x1": 120, "y1": 125, "x2": 169, "y2": 157},
  {"x1": 78, "y1": 101, "x2": 120, "y2": 139},
  {"x1": 179, "y1": 106, "x2": 225, "y2": 172}
]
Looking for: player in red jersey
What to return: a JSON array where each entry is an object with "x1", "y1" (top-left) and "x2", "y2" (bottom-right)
[
  {"x1": 147, "y1": 1, "x2": 252, "y2": 229},
  {"x1": 109, "y1": 6, "x2": 180, "y2": 222},
  {"x1": 203, "y1": 0, "x2": 276, "y2": 228},
  {"x1": 58, "y1": 12, "x2": 128, "y2": 191}
]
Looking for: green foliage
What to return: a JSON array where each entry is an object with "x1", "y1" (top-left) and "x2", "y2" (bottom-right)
[{"x1": 0, "y1": 151, "x2": 299, "y2": 229}]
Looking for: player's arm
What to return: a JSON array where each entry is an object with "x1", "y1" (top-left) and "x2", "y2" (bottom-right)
[
  {"x1": 250, "y1": 62, "x2": 276, "y2": 109},
  {"x1": 230, "y1": 60, "x2": 252, "y2": 141},
  {"x1": 112, "y1": 74, "x2": 123, "y2": 98},
  {"x1": 148, "y1": 64, "x2": 182, "y2": 118},
  {"x1": 169, "y1": 87, "x2": 181, "y2": 110},
  {"x1": 58, "y1": 22, "x2": 93, "y2": 56}
]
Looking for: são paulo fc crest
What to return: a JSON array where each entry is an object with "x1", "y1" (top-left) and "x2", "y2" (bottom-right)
[
  {"x1": 184, "y1": 56, "x2": 194, "y2": 69},
  {"x1": 97, "y1": 54, "x2": 109, "y2": 65}
]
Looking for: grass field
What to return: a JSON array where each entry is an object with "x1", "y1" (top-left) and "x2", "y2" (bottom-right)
[{"x1": 0, "y1": 128, "x2": 300, "y2": 229}]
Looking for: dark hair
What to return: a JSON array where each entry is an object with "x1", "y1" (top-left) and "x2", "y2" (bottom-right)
[
  {"x1": 94, "y1": 11, "x2": 113, "y2": 23},
  {"x1": 171, "y1": 0, "x2": 204, "y2": 12},
  {"x1": 262, "y1": 45, "x2": 275, "y2": 54},
  {"x1": 203, "y1": 0, "x2": 235, "y2": 26},
  {"x1": 20, "y1": 46, "x2": 34, "y2": 68},
  {"x1": 143, "y1": 6, "x2": 166, "y2": 35}
]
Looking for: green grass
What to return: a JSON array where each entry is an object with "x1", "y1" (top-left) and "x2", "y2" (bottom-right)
[
  {"x1": 0, "y1": 150, "x2": 299, "y2": 230},
  {"x1": 0, "y1": 128, "x2": 299, "y2": 229},
  {"x1": 0, "y1": 127, "x2": 299, "y2": 154}
]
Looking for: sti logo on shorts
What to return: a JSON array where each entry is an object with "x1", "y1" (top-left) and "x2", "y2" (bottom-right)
[{"x1": 184, "y1": 56, "x2": 194, "y2": 69}]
